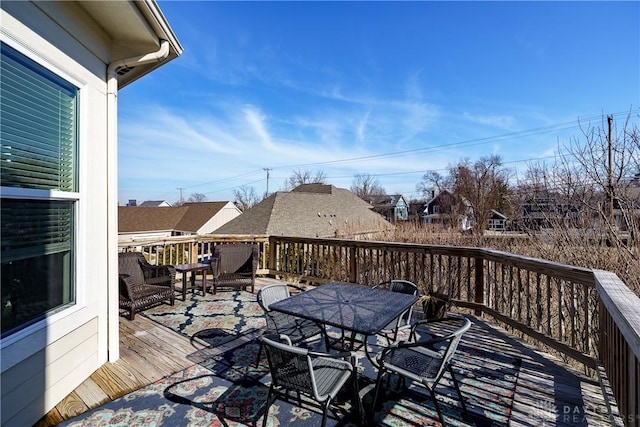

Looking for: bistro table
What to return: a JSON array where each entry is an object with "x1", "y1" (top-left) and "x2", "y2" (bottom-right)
[
  {"x1": 269, "y1": 282, "x2": 419, "y2": 361},
  {"x1": 174, "y1": 263, "x2": 210, "y2": 301}
]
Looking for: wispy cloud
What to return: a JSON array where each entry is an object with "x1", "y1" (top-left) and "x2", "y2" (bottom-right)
[{"x1": 463, "y1": 112, "x2": 516, "y2": 129}]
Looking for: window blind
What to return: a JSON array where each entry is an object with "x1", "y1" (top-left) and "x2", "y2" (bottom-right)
[
  {"x1": 1, "y1": 199, "x2": 73, "y2": 263},
  {"x1": 0, "y1": 43, "x2": 77, "y2": 192}
]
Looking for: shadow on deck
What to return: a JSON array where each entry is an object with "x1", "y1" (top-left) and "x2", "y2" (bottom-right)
[{"x1": 36, "y1": 278, "x2": 613, "y2": 426}]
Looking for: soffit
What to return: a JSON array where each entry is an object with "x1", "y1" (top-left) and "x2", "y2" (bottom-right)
[{"x1": 78, "y1": 0, "x2": 182, "y2": 87}]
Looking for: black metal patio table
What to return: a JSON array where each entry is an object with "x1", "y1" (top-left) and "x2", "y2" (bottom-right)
[
  {"x1": 269, "y1": 281, "x2": 419, "y2": 354},
  {"x1": 269, "y1": 281, "x2": 418, "y2": 423}
]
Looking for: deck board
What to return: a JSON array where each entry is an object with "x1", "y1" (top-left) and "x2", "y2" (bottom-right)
[{"x1": 36, "y1": 278, "x2": 616, "y2": 426}]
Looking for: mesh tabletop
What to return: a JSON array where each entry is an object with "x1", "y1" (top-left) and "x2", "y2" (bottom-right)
[{"x1": 269, "y1": 282, "x2": 419, "y2": 336}]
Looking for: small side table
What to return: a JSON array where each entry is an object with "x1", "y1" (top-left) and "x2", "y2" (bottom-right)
[{"x1": 174, "y1": 263, "x2": 210, "y2": 301}]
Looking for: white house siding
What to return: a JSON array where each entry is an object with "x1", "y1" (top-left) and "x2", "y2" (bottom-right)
[
  {"x1": 198, "y1": 202, "x2": 243, "y2": 234},
  {"x1": 1, "y1": 3, "x2": 112, "y2": 426}
]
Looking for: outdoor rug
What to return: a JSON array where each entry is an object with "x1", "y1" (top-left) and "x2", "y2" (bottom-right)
[
  {"x1": 59, "y1": 333, "x2": 521, "y2": 427},
  {"x1": 141, "y1": 290, "x2": 266, "y2": 347}
]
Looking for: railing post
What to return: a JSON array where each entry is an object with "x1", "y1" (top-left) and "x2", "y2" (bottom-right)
[
  {"x1": 349, "y1": 246, "x2": 357, "y2": 283},
  {"x1": 190, "y1": 241, "x2": 197, "y2": 263},
  {"x1": 474, "y1": 256, "x2": 484, "y2": 316},
  {"x1": 269, "y1": 236, "x2": 277, "y2": 273}
]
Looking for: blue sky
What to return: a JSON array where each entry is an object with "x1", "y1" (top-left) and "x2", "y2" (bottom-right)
[{"x1": 118, "y1": 1, "x2": 639, "y2": 205}]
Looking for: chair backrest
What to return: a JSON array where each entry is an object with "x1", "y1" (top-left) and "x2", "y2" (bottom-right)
[
  {"x1": 212, "y1": 243, "x2": 258, "y2": 274},
  {"x1": 388, "y1": 280, "x2": 418, "y2": 295},
  {"x1": 376, "y1": 280, "x2": 419, "y2": 327},
  {"x1": 433, "y1": 316, "x2": 472, "y2": 379},
  {"x1": 257, "y1": 283, "x2": 291, "y2": 311},
  {"x1": 118, "y1": 252, "x2": 145, "y2": 285},
  {"x1": 261, "y1": 334, "x2": 315, "y2": 396}
]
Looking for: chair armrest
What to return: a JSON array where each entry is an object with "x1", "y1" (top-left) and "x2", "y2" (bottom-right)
[
  {"x1": 251, "y1": 246, "x2": 259, "y2": 275},
  {"x1": 309, "y1": 348, "x2": 355, "y2": 361},
  {"x1": 409, "y1": 315, "x2": 466, "y2": 336},
  {"x1": 210, "y1": 255, "x2": 220, "y2": 279},
  {"x1": 119, "y1": 274, "x2": 135, "y2": 301}
]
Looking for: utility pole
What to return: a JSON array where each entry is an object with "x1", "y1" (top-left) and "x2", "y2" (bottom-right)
[
  {"x1": 263, "y1": 168, "x2": 272, "y2": 198},
  {"x1": 177, "y1": 187, "x2": 185, "y2": 205},
  {"x1": 607, "y1": 115, "x2": 613, "y2": 225}
]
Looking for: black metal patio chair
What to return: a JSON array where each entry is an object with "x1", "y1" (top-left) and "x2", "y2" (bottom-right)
[
  {"x1": 372, "y1": 279, "x2": 419, "y2": 344},
  {"x1": 255, "y1": 283, "x2": 327, "y2": 365},
  {"x1": 371, "y1": 315, "x2": 472, "y2": 427},
  {"x1": 260, "y1": 333, "x2": 359, "y2": 427}
]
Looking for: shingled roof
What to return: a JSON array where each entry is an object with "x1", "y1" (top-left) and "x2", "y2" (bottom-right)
[
  {"x1": 213, "y1": 184, "x2": 393, "y2": 238},
  {"x1": 119, "y1": 201, "x2": 231, "y2": 233}
]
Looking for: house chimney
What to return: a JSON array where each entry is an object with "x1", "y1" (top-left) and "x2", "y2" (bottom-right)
[{"x1": 128, "y1": 199, "x2": 137, "y2": 207}]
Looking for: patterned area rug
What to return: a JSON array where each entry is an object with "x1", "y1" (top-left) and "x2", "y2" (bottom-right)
[
  {"x1": 60, "y1": 333, "x2": 521, "y2": 426},
  {"x1": 142, "y1": 290, "x2": 266, "y2": 347}
]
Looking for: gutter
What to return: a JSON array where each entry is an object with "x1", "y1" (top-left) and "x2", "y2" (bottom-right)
[{"x1": 105, "y1": 40, "x2": 169, "y2": 362}]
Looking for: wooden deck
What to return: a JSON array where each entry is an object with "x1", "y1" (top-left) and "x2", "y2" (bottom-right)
[{"x1": 36, "y1": 278, "x2": 615, "y2": 426}]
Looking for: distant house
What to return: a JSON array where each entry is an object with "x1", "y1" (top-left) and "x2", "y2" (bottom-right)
[
  {"x1": 118, "y1": 201, "x2": 241, "y2": 242},
  {"x1": 408, "y1": 199, "x2": 427, "y2": 222},
  {"x1": 0, "y1": 1, "x2": 182, "y2": 425},
  {"x1": 612, "y1": 183, "x2": 640, "y2": 232},
  {"x1": 488, "y1": 210, "x2": 508, "y2": 231},
  {"x1": 519, "y1": 195, "x2": 581, "y2": 230},
  {"x1": 423, "y1": 189, "x2": 473, "y2": 231},
  {"x1": 138, "y1": 200, "x2": 172, "y2": 207},
  {"x1": 213, "y1": 184, "x2": 393, "y2": 238},
  {"x1": 424, "y1": 190, "x2": 507, "y2": 232},
  {"x1": 365, "y1": 194, "x2": 409, "y2": 224}
]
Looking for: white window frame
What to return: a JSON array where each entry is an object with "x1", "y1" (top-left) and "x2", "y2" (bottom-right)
[{"x1": 0, "y1": 37, "x2": 86, "y2": 350}]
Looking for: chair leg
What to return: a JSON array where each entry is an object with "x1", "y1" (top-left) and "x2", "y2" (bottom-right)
[
  {"x1": 262, "y1": 387, "x2": 274, "y2": 427},
  {"x1": 255, "y1": 342, "x2": 264, "y2": 368},
  {"x1": 449, "y1": 365, "x2": 469, "y2": 419},
  {"x1": 371, "y1": 369, "x2": 385, "y2": 412},
  {"x1": 430, "y1": 388, "x2": 448, "y2": 427}
]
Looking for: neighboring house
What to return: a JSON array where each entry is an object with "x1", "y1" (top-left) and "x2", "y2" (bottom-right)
[
  {"x1": 423, "y1": 189, "x2": 473, "y2": 231},
  {"x1": 365, "y1": 194, "x2": 409, "y2": 224},
  {"x1": 519, "y1": 195, "x2": 581, "y2": 230},
  {"x1": 488, "y1": 210, "x2": 508, "y2": 231},
  {"x1": 407, "y1": 199, "x2": 427, "y2": 222},
  {"x1": 118, "y1": 201, "x2": 242, "y2": 242},
  {"x1": 213, "y1": 184, "x2": 393, "y2": 238},
  {"x1": 423, "y1": 190, "x2": 507, "y2": 232},
  {"x1": 138, "y1": 200, "x2": 172, "y2": 207},
  {"x1": 613, "y1": 183, "x2": 640, "y2": 232},
  {"x1": 0, "y1": 2, "x2": 182, "y2": 426}
]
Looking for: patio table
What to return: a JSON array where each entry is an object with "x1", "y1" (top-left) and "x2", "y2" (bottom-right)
[
  {"x1": 269, "y1": 281, "x2": 418, "y2": 424},
  {"x1": 269, "y1": 282, "x2": 419, "y2": 359},
  {"x1": 174, "y1": 263, "x2": 210, "y2": 301}
]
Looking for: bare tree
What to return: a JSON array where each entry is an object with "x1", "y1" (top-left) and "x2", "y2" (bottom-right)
[
  {"x1": 350, "y1": 173, "x2": 386, "y2": 199},
  {"x1": 449, "y1": 155, "x2": 511, "y2": 235},
  {"x1": 512, "y1": 114, "x2": 640, "y2": 294},
  {"x1": 186, "y1": 193, "x2": 207, "y2": 203},
  {"x1": 233, "y1": 185, "x2": 259, "y2": 212},
  {"x1": 283, "y1": 169, "x2": 327, "y2": 190},
  {"x1": 416, "y1": 171, "x2": 446, "y2": 199}
]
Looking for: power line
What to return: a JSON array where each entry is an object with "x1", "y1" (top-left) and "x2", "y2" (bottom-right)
[{"x1": 143, "y1": 110, "x2": 637, "y2": 199}]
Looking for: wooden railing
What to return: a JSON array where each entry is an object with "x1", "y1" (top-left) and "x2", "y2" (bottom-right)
[
  {"x1": 118, "y1": 234, "x2": 639, "y2": 426},
  {"x1": 268, "y1": 236, "x2": 639, "y2": 427},
  {"x1": 118, "y1": 235, "x2": 270, "y2": 274}
]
